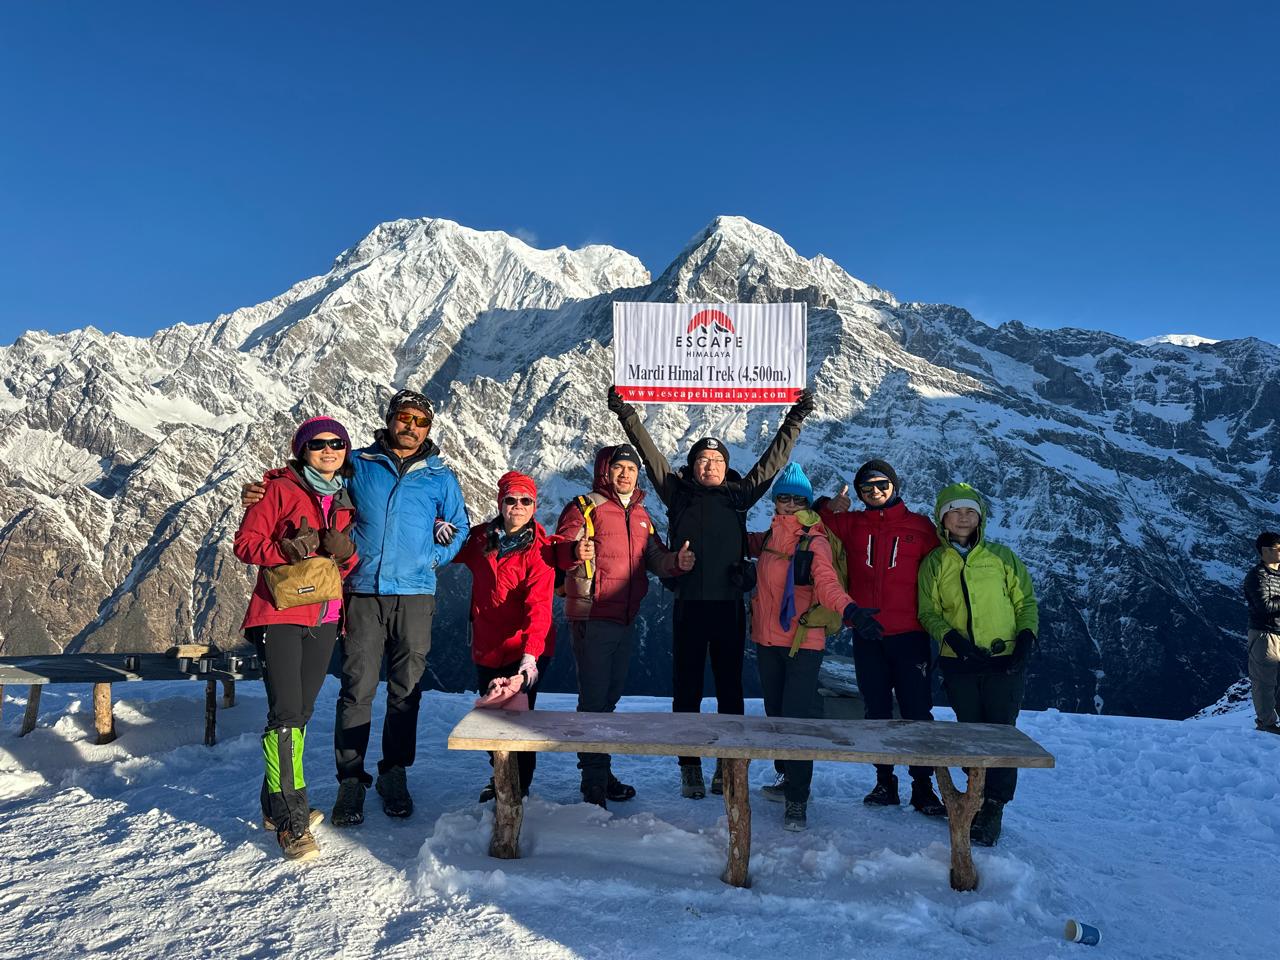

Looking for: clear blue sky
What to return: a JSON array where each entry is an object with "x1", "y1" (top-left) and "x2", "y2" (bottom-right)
[{"x1": 1, "y1": 1, "x2": 1276, "y2": 346}]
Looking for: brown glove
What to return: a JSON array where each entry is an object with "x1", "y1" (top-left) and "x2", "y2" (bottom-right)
[
  {"x1": 279, "y1": 517, "x2": 320, "y2": 563},
  {"x1": 320, "y1": 526, "x2": 356, "y2": 562}
]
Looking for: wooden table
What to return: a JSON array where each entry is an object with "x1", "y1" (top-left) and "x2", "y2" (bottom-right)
[
  {"x1": 448, "y1": 710, "x2": 1055, "y2": 891},
  {"x1": 0, "y1": 653, "x2": 262, "y2": 746}
]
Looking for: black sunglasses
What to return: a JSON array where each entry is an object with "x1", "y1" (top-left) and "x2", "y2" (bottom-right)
[
  {"x1": 775, "y1": 494, "x2": 809, "y2": 505},
  {"x1": 858, "y1": 480, "x2": 893, "y2": 493},
  {"x1": 503, "y1": 496, "x2": 535, "y2": 507},
  {"x1": 304, "y1": 438, "x2": 347, "y2": 451}
]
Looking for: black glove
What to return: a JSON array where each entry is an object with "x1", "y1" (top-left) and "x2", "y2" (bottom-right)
[
  {"x1": 279, "y1": 517, "x2": 320, "y2": 564},
  {"x1": 785, "y1": 388, "x2": 816, "y2": 423},
  {"x1": 320, "y1": 526, "x2": 356, "y2": 562},
  {"x1": 842, "y1": 604, "x2": 884, "y2": 642},
  {"x1": 943, "y1": 629, "x2": 987, "y2": 661},
  {"x1": 607, "y1": 386, "x2": 636, "y2": 419},
  {"x1": 1007, "y1": 629, "x2": 1036, "y2": 672}
]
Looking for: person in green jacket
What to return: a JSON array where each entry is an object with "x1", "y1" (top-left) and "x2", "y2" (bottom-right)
[{"x1": 917, "y1": 482, "x2": 1038, "y2": 847}]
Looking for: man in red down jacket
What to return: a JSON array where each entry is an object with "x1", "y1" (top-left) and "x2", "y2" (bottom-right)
[
  {"x1": 554, "y1": 444, "x2": 694, "y2": 807},
  {"x1": 452, "y1": 470, "x2": 557, "y2": 801},
  {"x1": 817, "y1": 458, "x2": 946, "y2": 817}
]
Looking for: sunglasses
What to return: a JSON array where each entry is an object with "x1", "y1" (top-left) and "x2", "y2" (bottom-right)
[
  {"x1": 395, "y1": 411, "x2": 431, "y2": 428},
  {"x1": 858, "y1": 480, "x2": 893, "y2": 493},
  {"x1": 304, "y1": 438, "x2": 347, "y2": 451},
  {"x1": 503, "y1": 496, "x2": 535, "y2": 507},
  {"x1": 775, "y1": 494, "x2": 809, "y2": 505}
]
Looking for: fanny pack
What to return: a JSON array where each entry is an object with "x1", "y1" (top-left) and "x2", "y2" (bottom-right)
[{"x1": 263, "y1": 556, "x2": 342, "y2": 610}]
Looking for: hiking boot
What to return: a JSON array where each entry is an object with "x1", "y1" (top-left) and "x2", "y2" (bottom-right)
[
  {"x1": 264, "y1": 808, "x2": 324, "y2": 833},
  {"x1": 376, "y1": 766, "x2": 413, "y2": 818},
  {"x1": 909, "y1": 779, "x2": 947, "y2": 818},
  {"x1": 970, "y1": 799, "x2": 1005, "y2": 847},
  {"x1": 680, "y1": 764, "x2": 706, "y2": 799},
  {"x1": 710, "y1": 760, "x2": 724, "y2": 795},
  {"x1": 278, "y1": 828, "x2": 320, "y2": 862},
  {"x1": 582, "y1": 784, "x2": 608, "y2": 809},
  {"x1": 863, "y1": 774, "x2": 900, "y2": 806},
  {"x1": 330, "y1": 779, "x2": 367, "y2": 828},
  {"x1": 783, "y1": 800, "x2": 808, "y2": 832},
  {"x1": 606, "y1": 774, "x2": 636, "y2": 802},
  {"x1": 478, "y1": 778, "x2": 496, "y2": 803},
  {"x1": 761, "y1": 772, "x2": 788, "y2": 803},
  {"x1": 1256, "y1": 720, "x2": 1280, "y2": 735}
]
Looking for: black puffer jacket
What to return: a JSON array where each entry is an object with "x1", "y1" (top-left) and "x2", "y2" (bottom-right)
[{"x1": 1244, "y1": 563, "x2": 1280, "y2": 632}]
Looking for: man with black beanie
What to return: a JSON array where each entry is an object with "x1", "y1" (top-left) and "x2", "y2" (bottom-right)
[{"x1": 608, "y1": 384, "x2": 814, "y2": 799}]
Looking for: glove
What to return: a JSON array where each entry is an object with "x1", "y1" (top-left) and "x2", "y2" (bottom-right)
[
  {"x1": 320, "y1": 526, "x2": 356, "y2": 562},
  {"x1": 434, "y1": 519, "x2": 458, "y2": 545},
  {"x1": 1007, "y1": 629, "x2": 1036, "y2": 672},
  {"x1": 279, "y1": 517, "x2": 320, "y2": 563},
  {"x1": 607, "y1": 385, "x2": 636, "y2": 419},
  {"x1": 785, "y1": 388, "x2": 816, "y2": 423},
  {"x1": 943, "y1": 629, "x2": 987, "y2": 661},
  {"x1": 842, "y1": 604, "x2": 884, "y2": 642},
  {"x1": 518, "y1": 654, "x2": 539, "y2": 690}
]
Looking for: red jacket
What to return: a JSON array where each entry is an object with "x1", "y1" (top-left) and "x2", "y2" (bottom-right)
[
  {"x1": 819, "y1": 500, "x2": 939, "y2": 636},
  {"x1": 453, "y1": 519, "x2": 557, "y2": 667},
  {"x1": 554, "y1": 446, "x2": 681, "y2": 625},
  {"x1": 234, "y1": 465, "x2": 359, "y2": 629}
]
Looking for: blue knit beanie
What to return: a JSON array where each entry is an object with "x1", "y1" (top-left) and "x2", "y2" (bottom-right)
[{"x1": 772, "y1": 462, "x2": 814, "y2": 503}]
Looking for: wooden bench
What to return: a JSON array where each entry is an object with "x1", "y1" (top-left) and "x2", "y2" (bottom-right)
[
  {"x1": 447, "y1": 710, "x2": 1054, "y2": 892},
  {"x1": 0, "y1": 653, "x2": 262, "y2": 746}
]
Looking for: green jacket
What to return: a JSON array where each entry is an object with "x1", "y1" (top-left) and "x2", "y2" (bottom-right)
[{"x1": 917, "y1": 482, "x2": 1038, "y2": 660}]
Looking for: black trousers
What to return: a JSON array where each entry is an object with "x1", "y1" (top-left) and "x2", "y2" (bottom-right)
[
  {"x1": 475, "y1": 654, "x2": 551, "y2": 795},
  {"x1": 334, "y1": 593, "x2": 435, "y2": 784},
  {"x1": 756, "y1": 644, "x2": 823, "y2": 803},
  {"x1": 247, "y1": 622, "x2": 339, "y2": 835},
  {"x1": 571, "y1": 619, "x2": 634, "y2": 789},
  {"x1": 672, "y1": 597, "x2": 745, "y2": 766},
  {"x1": 942, "y1": 667, "x2": 1025, "y2": 804},
  {"x1": 853, "y1": 630, "x2": 935, "y2": 783}
]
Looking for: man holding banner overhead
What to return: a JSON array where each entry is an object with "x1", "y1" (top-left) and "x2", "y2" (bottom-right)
[{"x1": 608, "y1": 302, "x2": 815, "y2": 799}]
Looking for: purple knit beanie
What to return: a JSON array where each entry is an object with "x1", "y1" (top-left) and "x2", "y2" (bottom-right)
[{"x1": 291, "y1": 416, "x2": 352, "y2": 458}]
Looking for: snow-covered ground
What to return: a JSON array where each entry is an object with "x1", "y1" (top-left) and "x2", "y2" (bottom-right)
[{"x1": 1, "y1": 681, "x2": 1276, "y2": 959}]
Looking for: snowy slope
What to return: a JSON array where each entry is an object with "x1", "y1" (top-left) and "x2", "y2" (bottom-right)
[
  {"x1": 1137, "y1": 334, "x2": 1221, "y2": 347},
  {"x1": 0, "y1": 684, "x2": 1276, "y2": 959},
  {"x1": 1, "y1": 214, "x2": 1278, "y2": 719}
]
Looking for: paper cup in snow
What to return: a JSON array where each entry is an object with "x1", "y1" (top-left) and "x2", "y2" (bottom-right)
[{"x1": 1064, "y1": 919, "x2": 1102, "y2": 946}]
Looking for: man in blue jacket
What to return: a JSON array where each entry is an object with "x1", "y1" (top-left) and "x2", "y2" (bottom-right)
[{"x1": 242, "y1": 389, "x2": 469, "y2": 826}]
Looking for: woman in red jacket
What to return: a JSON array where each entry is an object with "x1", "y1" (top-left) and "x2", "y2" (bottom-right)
[
  {"x1": 233, "y1": 416, "x2": 359, "y2": 862},
  {"x1": 453, "y1": 470, "x2": 557, "y2": 801}
]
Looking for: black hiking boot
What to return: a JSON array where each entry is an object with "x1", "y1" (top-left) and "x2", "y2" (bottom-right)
[
  {"x1": 970, "y1": 799, "x2": 1005, "y2": 847},
  {"x1": 582, "y1": 784, "x2": 608, "y2": 809},
  {"x1": 330, "y1": 779, "x2": 366, "y2": 828},
  {"x1": 375, "y1": 766, "x2": 413, "y2": 818},
  {"x1": 1256, "y1": 720, "x2": 1280, "y2": 735},
  {"x1": 910, "y1": 778, "x2": 947, "y2": 818},
  {"x1": 710, "y1": 760, "x2": 724, "y2": 795},
  {"x1": 783, "y1": 800, "x2": 808, "y2": 832},
  {"x1": 478, "y1": 778, "x2": 496, "y2": 803},
  {"x1": 606, "y1": 774, "x2": 636, "y2": 802},
  {"x1": 863, "y1": 774, "x2": 900, "y2": 806},
  {"x1": 761, "y1": 772, "x2": 787, "y2": 803},
  {"x1": 680, "y1": 764, "x2": 706, "y2": 799}
]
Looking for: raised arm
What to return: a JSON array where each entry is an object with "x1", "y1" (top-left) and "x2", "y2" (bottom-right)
[
  {"x1": 609, "y1": 386, "x2": 678, "y2": 506},
  {"x1": 739, "y1": 390, "x2": 815, "y2": 506}
]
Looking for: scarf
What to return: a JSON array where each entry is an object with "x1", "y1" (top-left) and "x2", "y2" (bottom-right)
[{"x1": 302, "y1": 465, "x2": 344, "y2": 497}]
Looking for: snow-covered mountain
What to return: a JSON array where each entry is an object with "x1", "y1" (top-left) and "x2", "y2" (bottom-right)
[
  {"x1": 2, "y1": 215, "x2": 1277, "y2": 719},
  {"x1": 1137, "y1": 333, "x2": 1222, "y2": 347}
]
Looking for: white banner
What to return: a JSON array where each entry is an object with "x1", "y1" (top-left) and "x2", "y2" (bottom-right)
[{"x1": 612, "y1": 302, "x2": 807, "y2": 405}]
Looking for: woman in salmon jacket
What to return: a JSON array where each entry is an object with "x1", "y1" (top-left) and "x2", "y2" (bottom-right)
[
  {"x1": 234, "y1": 416, "x2": 359, "y2": 863},
  {"x1": 748, "y1": 463, "x2": 883, "y2": 833},
  {"x1": 452, "y1": 470, "x2": 557, "y2": 801}
]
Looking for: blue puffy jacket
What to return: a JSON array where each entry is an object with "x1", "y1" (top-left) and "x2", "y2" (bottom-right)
[{"x1": 345, "y1": 435, "x2": 469, "y2": 595}]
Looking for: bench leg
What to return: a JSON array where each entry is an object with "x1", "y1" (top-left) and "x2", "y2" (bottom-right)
[
  {"x1": 204, "y1": 679, "x2": 217, "y2": 746},
  {"x1": 20, "y1": 684, "x2": 42, "y2": 736},
  {"x1": 93, "y1": 682, "x2": 117, "y2": 745},
  {"x1": 936, "y1": 766, "x2": 987, "y2": 892},
  {"x1": 721, "y1": 757, "x2": 752, "y2": 888},
  {"x1": 221, "y1": 679, "x2": 236, "y2": 708},
  {"x1": 489, "y1": 750, "x2": 523, "y2": 859}
]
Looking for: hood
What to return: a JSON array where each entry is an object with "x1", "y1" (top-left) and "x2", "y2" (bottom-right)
[
  {"x1": 933, "y1": 481, "x2": 988, "y2": 544},
  {"x1": 592, "y1": 446, "x2": 646, "y2": 508}
]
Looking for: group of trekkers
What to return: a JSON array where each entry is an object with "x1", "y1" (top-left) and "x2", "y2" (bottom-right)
[{"x1": 233, "y1": 385, "x2": 1040, "y2": 863}]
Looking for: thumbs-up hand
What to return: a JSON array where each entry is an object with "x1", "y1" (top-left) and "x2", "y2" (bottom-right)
[
  {"x1": 676, "y1": 540, "x2": 696, "y2": 571},
  {"x1": 828, "y1": 484, "x2": 852, "y2": 513},
  {"x1": 280, "y1": 516, "x2": 321, "y2": 563},
  {"x1": 576, "y1": 537, "x2": 596, "y2": 564}
]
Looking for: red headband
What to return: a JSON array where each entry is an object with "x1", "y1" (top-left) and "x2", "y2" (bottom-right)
[{"x1": 497, "y1": 470, "x2": 537, "y2": 505}]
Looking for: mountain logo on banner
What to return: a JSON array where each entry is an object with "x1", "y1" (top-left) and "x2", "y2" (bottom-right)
[{"x1": 687, "y1": 309, "x2": 736, "y2": 335}]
